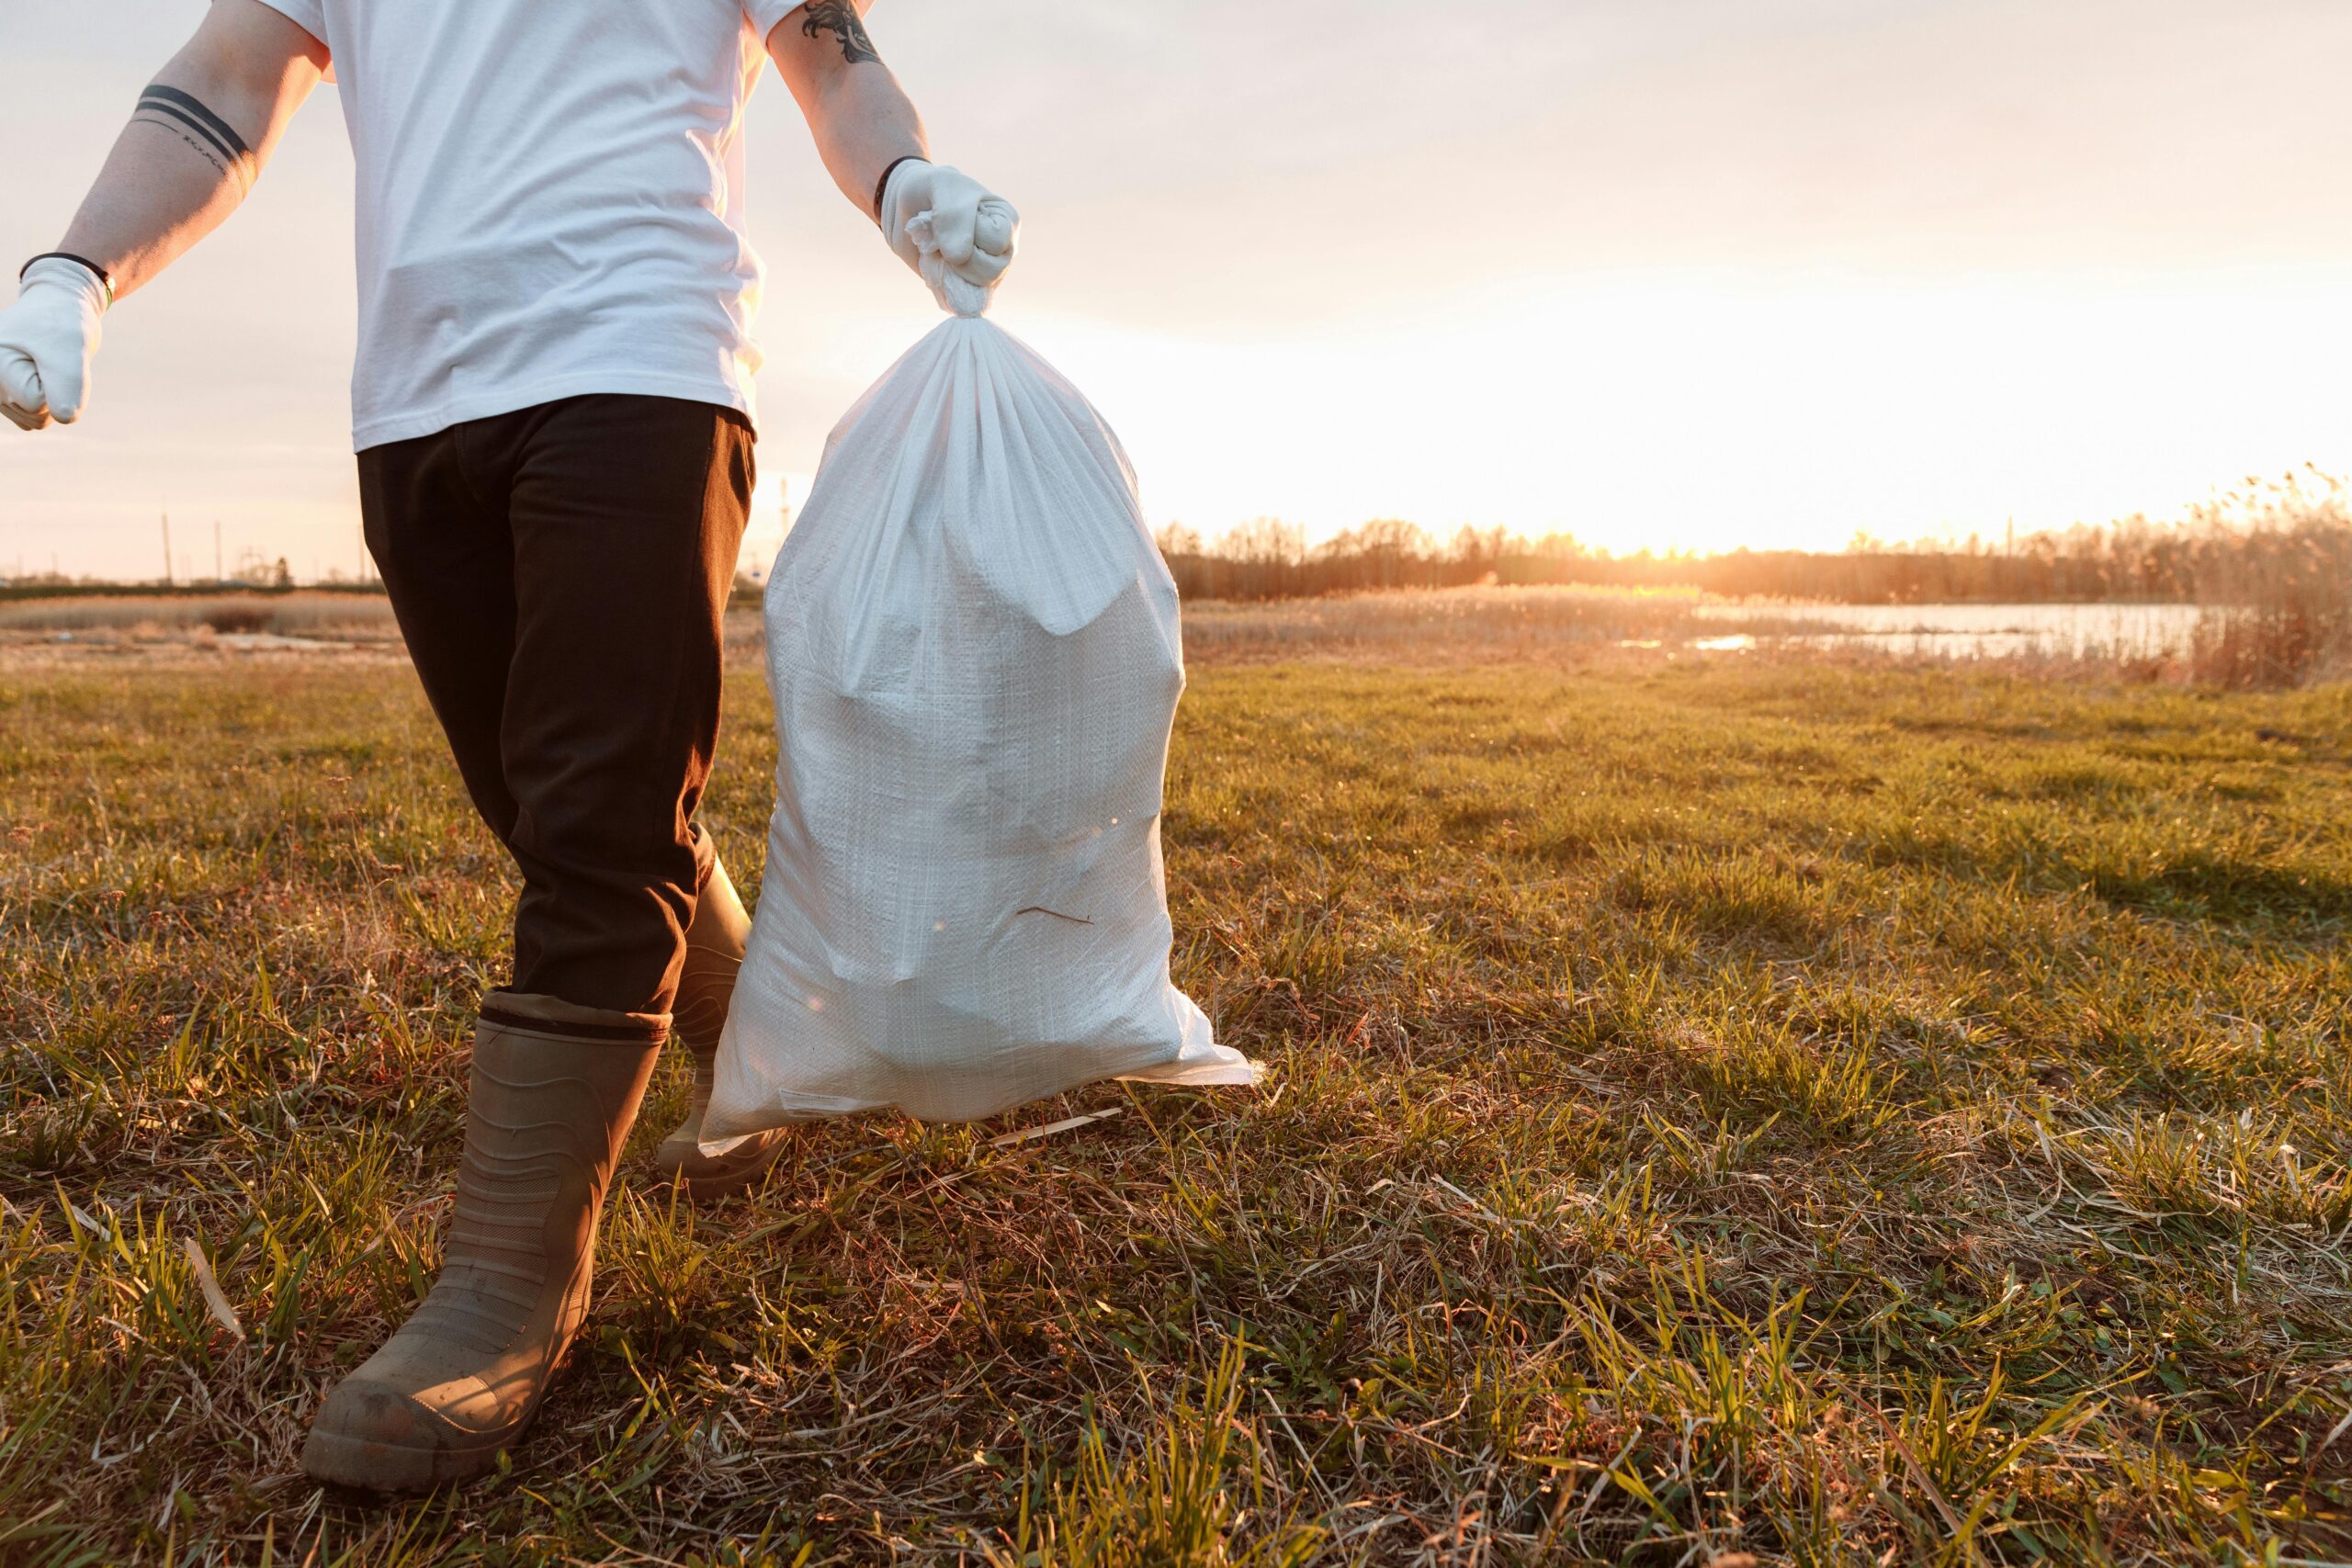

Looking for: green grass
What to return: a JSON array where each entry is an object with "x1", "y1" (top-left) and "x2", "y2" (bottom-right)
[{"x1": 2, "y1": 653, "x2": 2349, "y2": 1565}]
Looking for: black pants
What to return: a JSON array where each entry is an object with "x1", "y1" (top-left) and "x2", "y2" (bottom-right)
[{"x1": 359, "y1": 394, "x2": 755, "y2": 1017}]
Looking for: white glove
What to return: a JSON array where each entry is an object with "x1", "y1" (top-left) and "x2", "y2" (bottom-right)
[
  {"x1": 0, "y1": 257, "x2": 109, "y2": 431},
  {"x1": 879, "y1": 160, "x2": 1018, "y2": 317}
]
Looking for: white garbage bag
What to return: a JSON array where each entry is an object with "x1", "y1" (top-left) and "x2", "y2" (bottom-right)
[{"x1": 704, "y1": 294, "x2": 1255, "y2": 1136}]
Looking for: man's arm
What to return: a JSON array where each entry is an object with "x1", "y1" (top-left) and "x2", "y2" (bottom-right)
[
  {"x1": 57, "y1": 0, "x2": 329, "y2": 300},
  {"x1": 0, "y1": 0, "x2": 324, "y2": 429},
  {"x1": 766, "y1": 2, "x2": 1016, "y2": 313},
  {"x1": 765, "y1": 1, "x2": 926, "y2": 221}
]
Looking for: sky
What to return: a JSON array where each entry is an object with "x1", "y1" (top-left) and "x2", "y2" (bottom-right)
[{"x1": 2, "y1": 0, "x2": 2349, "y2": 580}]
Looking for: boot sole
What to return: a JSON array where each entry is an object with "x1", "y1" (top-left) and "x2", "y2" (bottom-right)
[{"x1": 300, "y1": 1422, "x2": 518, "y2": 1494}]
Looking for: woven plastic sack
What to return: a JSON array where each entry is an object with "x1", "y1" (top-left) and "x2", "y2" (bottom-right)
[{"x1": 703, "y1": 295, "x2": 1255, "y2": 1135}]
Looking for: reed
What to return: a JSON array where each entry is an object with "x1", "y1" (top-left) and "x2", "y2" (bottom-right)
[{"x1": 2184, "y1": 470, "x2": 2352, "y2": 688}]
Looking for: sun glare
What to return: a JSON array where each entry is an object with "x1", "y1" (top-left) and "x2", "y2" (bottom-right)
[{"x1": 1009, "y1": 268, "x2": 2352, "y2": 558}]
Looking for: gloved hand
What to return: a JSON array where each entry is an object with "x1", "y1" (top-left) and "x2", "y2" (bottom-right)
[
  {"x1": 0, "y1": 257, "x2": 109, "y2": 431},
  {"x1": 879, "y1": 160, "x2": 1018, "y2": 317}
]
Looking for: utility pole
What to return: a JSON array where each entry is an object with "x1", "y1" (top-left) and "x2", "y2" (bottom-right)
[
  {"x1": 162, "y1": 513, "x2": 174, "y2": 587},
  {"x1": 214, "y1": 520, "x2": 223, "y2": 582}
]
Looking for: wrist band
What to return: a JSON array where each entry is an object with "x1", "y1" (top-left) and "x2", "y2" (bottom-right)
[
  {"x1": 873, "y1": 154, "x2": 926, "y2": 224},
  {"x1": 19, "y1": 253, "x2": 116, "y2": 309}
]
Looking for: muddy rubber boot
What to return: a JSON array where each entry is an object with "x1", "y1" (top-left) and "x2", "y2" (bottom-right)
[
  {"x1": 300, "y1": 995, "x2": 663, "y2": 1492},
  {"x1": 653, "y1": 855, "x2": 791, "y2": 1198}
]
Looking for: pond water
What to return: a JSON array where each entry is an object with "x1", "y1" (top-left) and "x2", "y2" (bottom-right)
[{"x1": 1690, "y1": 601, "x2": 2202, "y2": 660}]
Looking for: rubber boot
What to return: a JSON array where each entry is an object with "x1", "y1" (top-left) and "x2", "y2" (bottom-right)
[
  {"x1": 300, "y1": 995, "x2": 662, "y2": 1492},
  {"x1": 653, "y1": 854, "x2": 790, "y2": 1197}
]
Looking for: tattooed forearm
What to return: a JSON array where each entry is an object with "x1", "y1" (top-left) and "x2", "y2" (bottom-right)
[
  {"x1": 129, "y1": 85, "x2": 255, "y2": 191},
  {"x1": 800, "y1": 2, "x2": 880, "y2": 64},
  {"x1": 133, "y1": 117, "x2": 231, "y2": 178}
]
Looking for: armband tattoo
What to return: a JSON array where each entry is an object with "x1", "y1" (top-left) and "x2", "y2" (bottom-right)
[
  {"x1": 131, "y1": 85, "x2": 257, "y2": 191},
  {"x1": 800, "y1": 2, "x2": 880, "y2": 65}
]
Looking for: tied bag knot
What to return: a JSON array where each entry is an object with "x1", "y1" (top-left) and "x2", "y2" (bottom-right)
[{"x1": 907, "y1": 203, "x2": 1016, "y2": 318}]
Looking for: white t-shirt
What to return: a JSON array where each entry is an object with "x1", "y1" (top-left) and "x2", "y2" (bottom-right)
[{"x1": 254, "y1": 0, "x2": 803, "y2": 449}]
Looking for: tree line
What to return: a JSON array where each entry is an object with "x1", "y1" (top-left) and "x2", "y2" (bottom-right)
[{"x1": 1156, "y1": 471, "x2": 2352, "y2": 608}]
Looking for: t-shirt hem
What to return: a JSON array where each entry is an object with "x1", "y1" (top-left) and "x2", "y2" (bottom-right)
[
  {"x1": 352, "y1": 371, "x2": 756, "y2": 452},
  {"x1": 743, "y1": 0, "x2": 806, "y2": 41},
  {"x1": 246, "y1": 0, "x2": 327, "y2": 51}
]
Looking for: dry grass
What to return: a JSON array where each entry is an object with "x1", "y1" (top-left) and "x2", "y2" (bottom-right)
[
  {"x1": 1, "y1": 638, "x2": 2350, "y2": 1563},
  {"x1": 0, "y1": 592, "x2": 401, "y2": 640}
]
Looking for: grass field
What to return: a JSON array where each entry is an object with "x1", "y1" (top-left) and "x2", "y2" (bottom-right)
[{"x1": 3, "y1": 645, "x2": 2350, "y2": 1564}]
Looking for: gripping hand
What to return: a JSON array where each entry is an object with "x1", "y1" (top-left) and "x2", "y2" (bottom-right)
[
  {"x1": 0, "y1": 258, "x2": 109, "y2": 431},
  {"x1": 879, "y1": 161, "x2": 1018, "y2": 317}
]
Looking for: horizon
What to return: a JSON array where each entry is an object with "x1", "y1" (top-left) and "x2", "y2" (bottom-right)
[
  {"x1": 10, "y1": 479, "x2": 2336, "y2": 594},
  {"x1": 4, "y1": 0, "x2": 2350, "y2": 578}
]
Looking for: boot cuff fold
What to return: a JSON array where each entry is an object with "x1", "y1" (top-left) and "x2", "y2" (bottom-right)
[{"x1": 482, "y1": 989, "x2": 671, "y2": 1044}]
